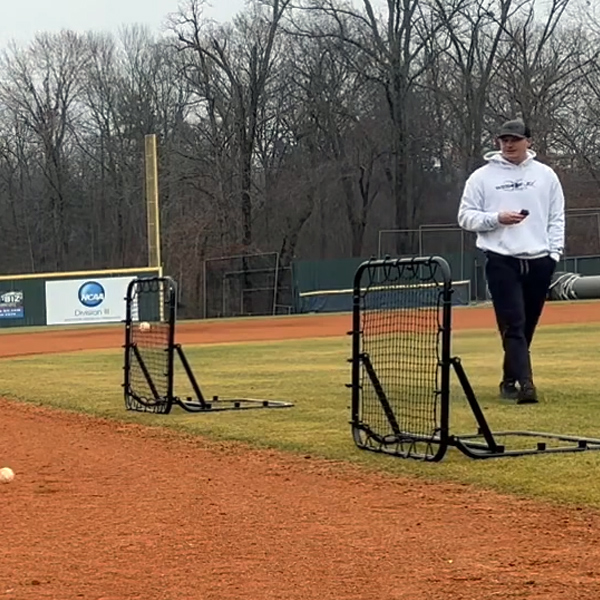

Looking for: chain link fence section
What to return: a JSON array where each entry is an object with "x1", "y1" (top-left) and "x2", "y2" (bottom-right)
[
  {"x1": 202, "y1": 252, "x2": 292, "y2": 318},
  {"x1": 377, "y1": 226, "x2": 477, "y2": 282},
  {"x1": 564, "y1": 209, "x2": 600, "y2": 257},
  {"x1": 378, "y1": 209, "x2": 600, "y2": 302}
]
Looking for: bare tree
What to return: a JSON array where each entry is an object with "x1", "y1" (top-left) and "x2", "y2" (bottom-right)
[
  {"x1": 0, "y1": 105, "x2": 40, "y2": 272},
  {"x1": 172, "y1": 0, "x2": 292, "y2": 248},
  {"x1": 287, "y1": 0, "x2": 462, "y2": 253},
  {"x1": 430, "y1": 0, "x2": 534, "y2": 176},
  {"x1": 550, "y1": 19, "x2": 600, "y2": 183},
  {"x1": 489, "y1": 0, "x2": 594, "y2": 157},
  {"x1": 0, "y1": 32, "x2": 90, "y2": 270}
]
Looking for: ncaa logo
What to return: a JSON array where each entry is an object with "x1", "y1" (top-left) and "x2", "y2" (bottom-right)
[{"x1": 78, "y1": 281, "x2": 105, "y2": 307}]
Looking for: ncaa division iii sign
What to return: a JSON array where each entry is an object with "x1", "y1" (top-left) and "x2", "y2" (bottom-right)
[{"x1": 45, "y1": 276, "x2": 136, "y2": 326}]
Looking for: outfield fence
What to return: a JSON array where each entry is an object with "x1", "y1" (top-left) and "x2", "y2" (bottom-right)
[
  {"x1": 6, "y1": 209, "x2": 600, "y2": 327},
  {"x1": 0, "y1": 267, "x2": 162, "y2": 328}
]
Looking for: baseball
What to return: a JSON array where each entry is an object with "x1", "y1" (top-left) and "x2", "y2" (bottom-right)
[
  {"x1": 139, "y1": 321, "x2": 151, "y2": 332},
  {"x1": 0, "y1": 467, "x2": 15, "y2": 483}
]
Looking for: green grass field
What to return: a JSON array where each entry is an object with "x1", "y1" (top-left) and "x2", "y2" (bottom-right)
[{"x1": 2, "y1": 322, "x2": 600, "y2": 508}]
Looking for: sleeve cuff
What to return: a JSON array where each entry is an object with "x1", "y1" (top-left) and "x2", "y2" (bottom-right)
[{"x1": 550, "y1": 252, "x2": 560, "y2": 262}]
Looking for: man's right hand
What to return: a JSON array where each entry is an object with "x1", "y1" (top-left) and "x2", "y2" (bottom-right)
[{"x1": 498, "y1": 211, "x2": 527, "y2": 225}]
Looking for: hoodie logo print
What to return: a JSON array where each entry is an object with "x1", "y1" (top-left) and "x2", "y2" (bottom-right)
[{"x1": 496, "y1": 180, "x2": 536, "y2": 192}]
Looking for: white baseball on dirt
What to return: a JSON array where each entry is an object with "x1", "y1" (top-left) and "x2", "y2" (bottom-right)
[
  {"x1": 139, "y1": 321, "x2": 151, "y2": 332},
  {"x1": 0, "y1": 467, "x2": 15, "y2": 483}
]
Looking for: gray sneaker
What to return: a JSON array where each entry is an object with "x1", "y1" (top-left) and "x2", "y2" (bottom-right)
[
  {"x1": 517, "y1": 382, "x2": 538, "y2": 404},
  {"x1": 499, "y1": 380, "x2": 519, "y2": 400}
]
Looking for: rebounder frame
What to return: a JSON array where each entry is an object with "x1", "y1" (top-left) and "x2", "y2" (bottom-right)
[
  {"x1": 349, "y1": 256, "x2": 600, "y2": 461},
  {"x1": 123, "y1": 276, "x2": 293, "y2": 414}
]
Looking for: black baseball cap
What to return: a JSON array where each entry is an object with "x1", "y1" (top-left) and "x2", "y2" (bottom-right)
[{"x1": 497, "y1": 119, "x2": 531, "y2": 139}]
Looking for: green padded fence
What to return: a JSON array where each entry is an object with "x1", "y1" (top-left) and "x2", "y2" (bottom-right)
[{"x1": 290, "y1": 253, "x2": 600, "y2": 314}]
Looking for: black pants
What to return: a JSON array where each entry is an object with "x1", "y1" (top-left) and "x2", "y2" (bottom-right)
[{"x1": 485, "y1": 252, "x2": 556, "y2": 385}]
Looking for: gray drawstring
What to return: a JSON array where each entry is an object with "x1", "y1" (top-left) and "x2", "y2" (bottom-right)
[{"x1": 519, "y1": 259, "x2": 529, "y2": 276}]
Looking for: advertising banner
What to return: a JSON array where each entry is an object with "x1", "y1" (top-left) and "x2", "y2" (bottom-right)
[
  {"x1": 45, "y1": 277, "x2": 135, "y2": 325},
  {"x1": 0, "y1": 290, "x2": 24, "y2": 319}
]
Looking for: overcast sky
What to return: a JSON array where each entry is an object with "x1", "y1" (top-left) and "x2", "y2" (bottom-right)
[{"x1": 0, "y1": 0, "x2": 246, "y2": 49}]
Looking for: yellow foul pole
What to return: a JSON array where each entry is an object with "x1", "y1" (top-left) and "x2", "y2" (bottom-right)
[
  {"x1": 144, "y1": 134, "x2": 162, "y2": 271},
  {"x1": 144, "y1": 134, "x2": 165, "y2": 321}
]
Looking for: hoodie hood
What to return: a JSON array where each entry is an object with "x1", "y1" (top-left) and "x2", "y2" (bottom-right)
[{"x1": 483, "y1": 149, "x2": 537, "y2": 167}]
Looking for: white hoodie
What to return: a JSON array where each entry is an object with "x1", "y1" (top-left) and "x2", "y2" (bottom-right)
[{"x1": 457, "y1": 150, "x2": 565, "y2": 261}]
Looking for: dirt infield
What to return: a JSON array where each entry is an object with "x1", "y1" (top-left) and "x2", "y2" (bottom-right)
[
  {"x1": 1, "y1": 299, "x2": 599, "y2": 359},
  {"x1": 2, "y1": 302, "x2": 600, "y2": 598},
  {"x1": 2, "y1": 399, "x2": 600, "y2": 599}
]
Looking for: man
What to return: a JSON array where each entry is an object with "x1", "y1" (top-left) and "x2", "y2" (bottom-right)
[{"x1": 457, "y1": 118, "x2": 565, "y2": 404}]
